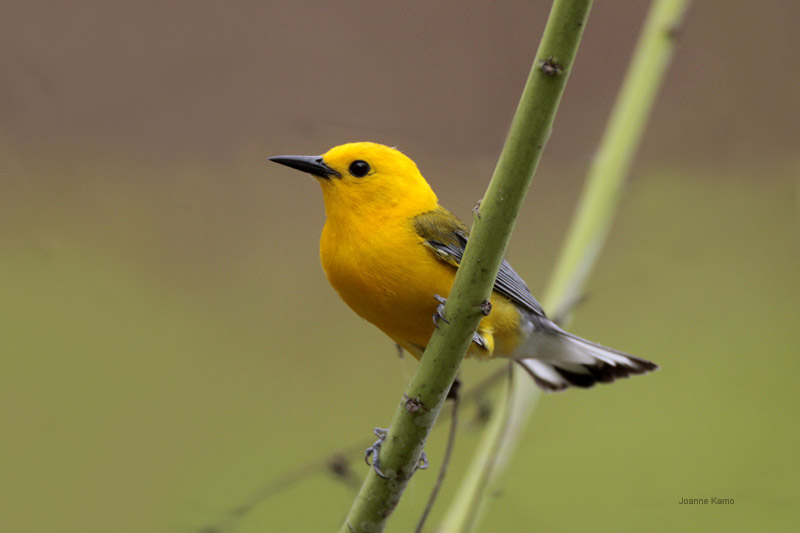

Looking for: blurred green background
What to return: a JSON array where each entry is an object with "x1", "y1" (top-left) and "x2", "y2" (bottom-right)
[{"x1": 1, "y1": 1, "x2": 798, "y2": 532}]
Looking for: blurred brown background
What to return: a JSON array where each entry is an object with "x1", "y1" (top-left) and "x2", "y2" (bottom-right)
[{"x1": 1, "y1": 1, "x2": 798, "y2": 532}]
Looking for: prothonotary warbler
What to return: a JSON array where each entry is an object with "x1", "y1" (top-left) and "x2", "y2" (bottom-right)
[{"x1": 270, "y1": 142, "x2": 657, "y2": 392}]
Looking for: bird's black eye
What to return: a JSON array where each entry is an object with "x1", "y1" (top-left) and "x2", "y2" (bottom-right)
[{"x1": 349, "y1": 160, "x2": 370, "y2": 178}]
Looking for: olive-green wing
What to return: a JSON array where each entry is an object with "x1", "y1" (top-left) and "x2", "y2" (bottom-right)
[{"x1": 413, "y1": 207, "x2": 545, "y2": 317}]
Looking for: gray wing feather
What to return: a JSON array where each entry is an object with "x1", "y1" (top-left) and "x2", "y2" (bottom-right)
[{"x1": 419, "y1": 216, "x2": 545, "y2": 318}]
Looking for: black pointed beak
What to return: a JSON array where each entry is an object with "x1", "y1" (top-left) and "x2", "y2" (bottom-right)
[{"x1": 269, "y1": 154, "x2": 341, "y2": 179}]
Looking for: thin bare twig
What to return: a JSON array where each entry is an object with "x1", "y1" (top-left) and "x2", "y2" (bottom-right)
[
  {"x1": 197, "y1": 443, "x2": 367, "y2": 533},
  {"x1": 415, "y1": 383, "x2": 461, "y2": 533},
  {"x1": 197, "y1": 369, "x2": 508, "y2": 533},
  {"x1": 457, "y1": 364, "x2": 516, "y2": 533}
]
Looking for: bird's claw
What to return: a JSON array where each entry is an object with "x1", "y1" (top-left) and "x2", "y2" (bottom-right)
[
  {"x1": 363, "y1": 427, "x2": 429, "y2": 479},
  {"x1": 472, "y1": 199, "x2": 482, "y2": 219},
  {"x1": 417, "y1": 450, "x2": 429, "y2": 471},
  {"x1": 472, "y1": 332, "x2": 489, "y2": 351},
  {"x1": 364, "y1": 427, "x2": 390, "y2": 479},
  {"x1": 433, "y1": 294, "x2": 450, "y2": 328}
]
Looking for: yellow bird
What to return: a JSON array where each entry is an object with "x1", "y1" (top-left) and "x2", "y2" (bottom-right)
[{"x1": 270, "y1": 142, "x2": 657, "y2": 392}]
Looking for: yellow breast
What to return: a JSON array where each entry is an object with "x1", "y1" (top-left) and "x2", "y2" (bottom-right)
[
  {"x1": 320, "y1": 213, "x2": 453, "y2": 349},
  {"x1": 320, "y1": 212, "x2": 526, "y2": 360}
]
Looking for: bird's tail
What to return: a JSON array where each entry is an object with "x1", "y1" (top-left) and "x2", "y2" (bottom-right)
[{"x1": 515, "y1": 325, "x2": 658, "y2": 392}]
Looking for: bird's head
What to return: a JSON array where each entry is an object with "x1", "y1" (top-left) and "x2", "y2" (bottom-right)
[{"x1": 270, "y1": 142, "x2": 438, "y2": 219}]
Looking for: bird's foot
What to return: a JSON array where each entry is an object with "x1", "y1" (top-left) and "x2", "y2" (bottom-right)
[
  {"x1": 364, "y1": 427, "x2": 390, "y2": 479},
  {"x1": 472, "y1": 199, "x2": 483, "y2": 219},
  {"x1": 432, "y1": 294, "x2": 450, "y2": 328},
  {"x1": 364, "y1": 427, "x2": 428, "y2": 479},
  {"x1": 472, "y1": 332, "x2": 490, "y2": 351},
  {"x1": 417, "y1": 450, "x2": 429, "y2": 471}
]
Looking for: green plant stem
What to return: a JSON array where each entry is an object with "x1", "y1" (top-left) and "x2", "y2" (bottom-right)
[
  {"x1": 340, "y1": 1, "x2": 593, "y2": 531},
  {"x1": 437, "y1": 1, "x2": 689, "y2": 532},
  {"x1": 546, "y1": 0, "x2": 689, "y2": 317},
  {"x1": 436, "y1": 368, "x2": 513, "y2": 533}
]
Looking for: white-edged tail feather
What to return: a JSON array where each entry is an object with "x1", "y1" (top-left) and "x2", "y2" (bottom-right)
[{"x1": 515, "y1": 324, "x2": 658, "y2": 392}]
